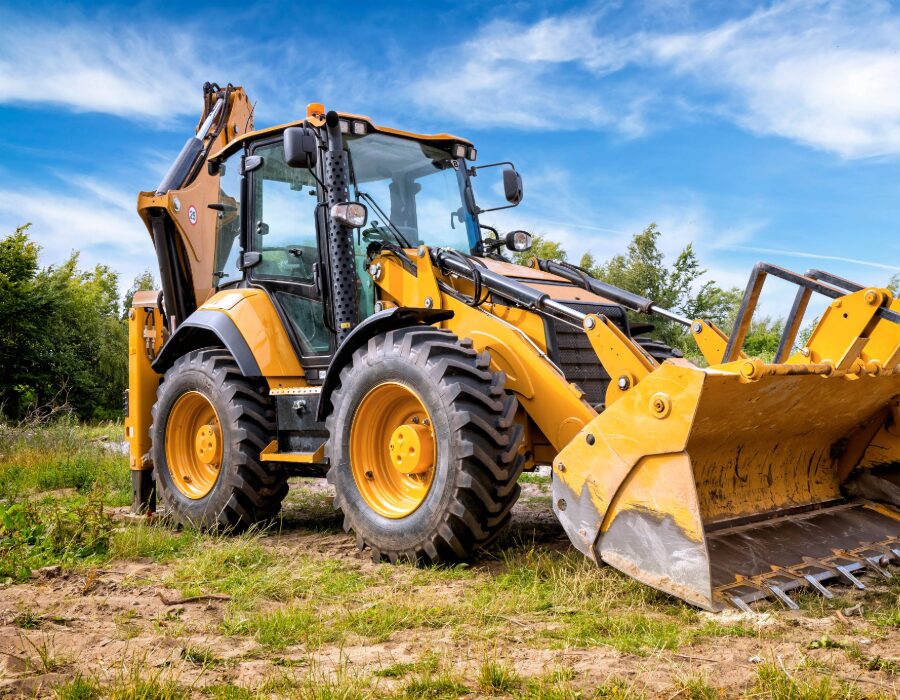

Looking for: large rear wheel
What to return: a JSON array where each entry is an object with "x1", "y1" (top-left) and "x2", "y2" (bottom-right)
[
  {"x1": 326, "y1": 327, "x2": 524, "y2": 563},
  {"x1": 151, "y1": 349, "x2": 288, "y2": 529}
]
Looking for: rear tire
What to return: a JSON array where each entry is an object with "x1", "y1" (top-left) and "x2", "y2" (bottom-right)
[
  {"x1": 326, "y1": 327, "x2": 524, "y2": 563},
  {"x1": 150, "y1": 348, "x2": 288, "y2": 530}
]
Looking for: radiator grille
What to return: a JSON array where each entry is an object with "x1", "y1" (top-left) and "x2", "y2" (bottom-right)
[{"x1": 545, "y1": 302, "x2": 629, "y2": 407}]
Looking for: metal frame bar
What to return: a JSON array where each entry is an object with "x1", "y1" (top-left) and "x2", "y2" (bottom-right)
[
  {"x1": 775, "y1": 269, "x2": 866, "y2": 363},
  {"x1": 724, "y1": 262, "x2": 900, "y2": 363}
]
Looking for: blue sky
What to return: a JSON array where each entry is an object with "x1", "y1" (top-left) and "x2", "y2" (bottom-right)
[{"x1": 2, "y1": 0, "x2": 899, "y2": 316}]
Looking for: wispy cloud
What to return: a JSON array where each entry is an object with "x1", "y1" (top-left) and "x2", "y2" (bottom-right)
[
  {"x1": 403, "y1": 1, "x2": 900, "y2": 158},
  {"x1": 0, "y1": 181, "x2": 157, "y2": 292},
  {"x1": 404, "y1": 12, "x2": 651, "y2": 135},
  {"x1": 647, "y1": 0, "x2": 900, "y2": 158},
  {"x1": 722, "y1": 244, "x2": 900, "y2": 272},
  {"x1": 0, "y1": 11, "x2": 252, "y2": 123}
]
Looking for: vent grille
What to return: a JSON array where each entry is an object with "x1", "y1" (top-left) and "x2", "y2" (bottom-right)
[{"x1": 545, "y1": 302, "x2": 629, "y2": 407}]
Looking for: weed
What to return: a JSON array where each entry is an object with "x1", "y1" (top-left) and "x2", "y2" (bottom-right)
[
  {"x1": 205, "y1": 684, "x2": 256, "y2": 700},
  {"x1": 12, "y1": 607, "x2": 42, "y2": 629},
  {"x1": 374, "y1": 661, "x2": 417, "y2": 678},
  {"x1": 21, "y1": 632, "x2": 66, "y2": 672},
  {"x1": 55, "y1": 675, "x2": 101, "y2": 700},
  {"x1": 808, "y1": 635, "x2": 845, "y2": 650},
  {"x1": 477, "y1": 656, "x2": 521, "y2": 694},
  {"x1": 754, "y1": 661, "x2": 863, "y2": 700},
  {"x1": 0, "y1": 488, "x2": 113, "y2": 580},
  {"x1": 401, "y1": 670, "x2": 468, "y2": 699},
  {"x1": 226, "y1": 603, "x2": 337, "y2": 650},
  {"x1": 676, "y1": 673, "x2": 722, "y2": 700},
  {"x1": 595, "y1": 677, "x2": 645, "y2": 699},
  {"x1": 181, "y1": 644, "x2": 223, "y2": 667}
]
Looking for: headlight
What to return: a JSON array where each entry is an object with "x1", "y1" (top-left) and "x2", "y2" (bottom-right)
[
  {"x1": 339, "y1": 120, "x2": 350, "y2": 134},
  {"x1": 331, "y1": 202, "x2": 368, "y2": 228},
  {"x1": 505, "y1": 230, "x2": 533, "y2": 252},
  {"x1": 466, "y1": 146, "x2": 477, "y2": 161},
  {"x1": 453, "y1": 143, "x2": 467, "y2": 159},
  {"x1": 352, "y1": 121, "x2": 367, "y2": 135}
]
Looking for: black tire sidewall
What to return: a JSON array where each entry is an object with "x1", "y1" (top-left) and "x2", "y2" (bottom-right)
[
  {"x1": 330, "y1": 354, "x2": 460, "y2": 552},
  {"x1": 152, "y1": 356, "x2": 242, "y2": 526}
]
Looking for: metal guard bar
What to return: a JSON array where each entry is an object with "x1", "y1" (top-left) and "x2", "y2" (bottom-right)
[{"x1": 725, "y1": 262, "x2": 900, "y2": 364}]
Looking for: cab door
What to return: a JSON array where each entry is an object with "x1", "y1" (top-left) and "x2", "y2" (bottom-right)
[{"x1": 246, "y1": 137, "x2": 333, "y2": 377}]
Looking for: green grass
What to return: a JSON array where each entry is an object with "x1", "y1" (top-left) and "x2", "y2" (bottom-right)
[
  {"x1": 225, "y1": 602, "x2": 338, "y2": 650},
  {"x1": 181, "y1": 644, "x2": 223, "y2": 667},
  {"x1": 753, "y1": 662, "x2": 866, "y2": 700},
  {"x1": 55, "y1": 675, "x2": 102, "y2": 700},
  {"x1": 205, "y1": 684, "x2": 256, "y2": 700},
  {"x1": 168, "y1": 535, "x2": 370, "y2": 610},
  {"x1": 517, "y1": 473, "x2": 550, "y2": 485},
  {"x1": 400, "y1": 670, "x2": 468, "y2": 699},
  {"x1": 675, "y1": 674, "x2": 722, "y2": 700},
  {"x1": 477, "y1": 657, "x2": 521, "y2": 694},
  {"x1": 0, "y1": 419, "x2": 129, "y2": 503},
  {"x1": 108, "y1": 522, "x2": 195, "y2": 561}
]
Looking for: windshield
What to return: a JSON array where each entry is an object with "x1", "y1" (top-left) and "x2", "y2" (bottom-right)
[{"x1": 346, "y1": 132, "x2": 478, "y2": 252}]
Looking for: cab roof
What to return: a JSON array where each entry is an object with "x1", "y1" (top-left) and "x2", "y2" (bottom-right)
[{"x1": 211, "y1": 111, "x2": 473, "y2": 161}]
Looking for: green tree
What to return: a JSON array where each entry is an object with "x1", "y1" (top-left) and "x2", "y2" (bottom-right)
[
  {"x1": 122, "y1": 269, "x2": 156, "y2": 318},
  {"x1": 888, "y1": 274, "x2": 899, "y2": 295},
  {"x1": 512, "y1": 235, "x2": 566, "y2": 266},
  {"x1": 0, "y1": 226, "x2": 128, "y2": 419},
  {"x1": 581, "y1": 224, "x2": 741, "y2": 351}
]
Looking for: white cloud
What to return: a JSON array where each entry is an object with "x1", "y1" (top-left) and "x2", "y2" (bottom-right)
[
  {"x1": 403, "y1": 1, "x2": 900, "y2": 158},
  {"x1": 0, "y1": 182, "x2": 157, "y2": 294},
  {"x1": 0, "y1": 12, "x2": 235, "y2": 122},
  {"x1": 647, "y1": 0, "x2": 900, "y2": 158},
  {"x1": 404, "y1": 13, "x2": 650, "y2": 135}
]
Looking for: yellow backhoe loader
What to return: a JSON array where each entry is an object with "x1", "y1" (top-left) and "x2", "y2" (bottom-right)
[{"x1": 126, "y1": 83, "x2": 900, "y2": 611}]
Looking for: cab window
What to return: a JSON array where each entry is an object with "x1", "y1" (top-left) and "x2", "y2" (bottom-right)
[
  {"x1": 212, "y1": 152, "x2": 242, "y2": 287},
  {"x1": 251, "y1": 142, "x2": 320, "y2": 282}
]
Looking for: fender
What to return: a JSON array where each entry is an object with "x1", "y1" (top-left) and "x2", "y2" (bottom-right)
[
  {"x1": 316, "y1": 307, "x2": 453, "y2": 421},
  {"x1": 152, "y1": 308, "x2": 261, "y2": 376}
]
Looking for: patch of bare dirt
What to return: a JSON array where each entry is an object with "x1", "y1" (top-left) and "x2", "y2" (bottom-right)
[{"x1": 1, "y1": 478, "x2": 898, "y2": 698}]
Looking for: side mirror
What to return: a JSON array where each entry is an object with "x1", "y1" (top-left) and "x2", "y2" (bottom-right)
[
  {"x1": 505, "y1": 230, "x2": 532, "y2": 252},
  {"x1": 503, "y1": 167, "x2": 523, "y2": 205},
  {"x1": 284, "y1": 127, "x2": 318, "y2": 168}
]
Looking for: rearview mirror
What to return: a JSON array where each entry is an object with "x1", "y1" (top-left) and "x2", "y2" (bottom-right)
[
  {"x1": 284, "y1": 127, "x2": 318, "y2": 168},
  {"x1": 503, "y1": 167, "x2": 523, "y2": 205}
]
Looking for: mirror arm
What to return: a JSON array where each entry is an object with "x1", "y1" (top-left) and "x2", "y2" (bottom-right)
[{"x1": 476, "y1": 202, "x2": 520, "y2": 214}]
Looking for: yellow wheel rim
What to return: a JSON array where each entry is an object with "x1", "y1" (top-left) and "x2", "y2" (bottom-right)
[
  {"x1": 349, "y1": 382, "x2": 436, "y2": 518},
  {"x1": 165, "y1": 391, "x2": 223, "y2": 499}
]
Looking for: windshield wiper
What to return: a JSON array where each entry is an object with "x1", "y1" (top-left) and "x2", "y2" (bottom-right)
[{"x1": 356, "y1": 190, "x2": 413, "y2": 249}]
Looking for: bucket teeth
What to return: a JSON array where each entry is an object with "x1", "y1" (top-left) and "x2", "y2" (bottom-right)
[{"x1": 716, "y1": 536, "x2": 900, "y2": 611}]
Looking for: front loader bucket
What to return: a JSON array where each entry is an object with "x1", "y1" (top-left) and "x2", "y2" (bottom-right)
[{"x1": 552, "y1": 361, "x2": 900, "y2": 610}]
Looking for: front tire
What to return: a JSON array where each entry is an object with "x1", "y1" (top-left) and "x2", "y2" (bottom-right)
[
  {"x1": 150, "y1": 349, "x2": 288, "y2": 530},
  {"x1": 326, "y1": 327, "x2": 524, "y2": 563}
]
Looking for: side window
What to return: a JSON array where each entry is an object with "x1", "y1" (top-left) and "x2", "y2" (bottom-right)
[
  {"x1": 251, "y1": 142, "x2": 320, "y2": 283},
  {"x1": 213, "y1": 152, "x2": 242, "y2": 287}
]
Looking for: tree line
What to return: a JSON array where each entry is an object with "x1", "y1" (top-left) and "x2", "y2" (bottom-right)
[
  {"x1": 1, "y1": 223, "x2": 896, "y2": 420},
  {"x1": 0, "y1": 225, "x2": 153, "y2": 420}
]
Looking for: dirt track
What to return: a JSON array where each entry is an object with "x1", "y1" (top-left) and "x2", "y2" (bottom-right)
[{"x1": 1, "y1": 478, "x2": 898, "y2": 698}]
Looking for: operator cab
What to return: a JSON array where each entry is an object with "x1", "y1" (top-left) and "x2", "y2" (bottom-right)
[{"x1": 208, "y1": 105, "x2": 529, "y2": 376}]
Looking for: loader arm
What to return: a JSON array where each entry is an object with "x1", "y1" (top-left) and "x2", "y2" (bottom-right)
[{"x1": 375, "y1": 245, "x2": 900, "y2": 611}]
